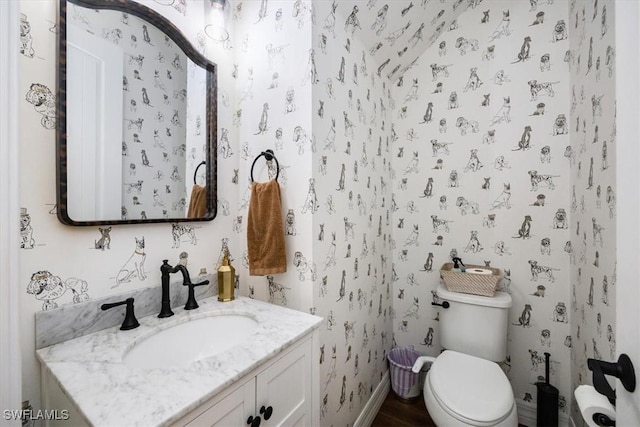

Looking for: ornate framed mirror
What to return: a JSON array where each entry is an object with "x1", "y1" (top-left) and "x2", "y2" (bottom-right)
[{"x1": 57, "y1": 0, "x2": 217, "y2": 225}]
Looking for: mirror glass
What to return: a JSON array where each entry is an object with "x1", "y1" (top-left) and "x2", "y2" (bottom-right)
[{"x1": 58, "y1": 0, "x2": 217, "y2": 225}]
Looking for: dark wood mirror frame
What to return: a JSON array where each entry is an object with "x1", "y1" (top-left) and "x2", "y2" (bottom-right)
[{"x1": 57, "y1": 0, "x2": 217, "y2": 226}]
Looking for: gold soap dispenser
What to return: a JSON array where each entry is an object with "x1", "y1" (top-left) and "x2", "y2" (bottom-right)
[{"x1": 218, "y1": 249, "x2": 235, "y2": 302}]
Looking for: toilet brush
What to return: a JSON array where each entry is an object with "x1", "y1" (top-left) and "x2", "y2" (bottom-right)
[{"x1": 536, "y1": 352, "x2": 559, "y2": 427}]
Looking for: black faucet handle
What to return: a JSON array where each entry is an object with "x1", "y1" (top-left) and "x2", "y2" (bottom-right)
[
  {"x1": 183, "y1": 279, "x2": 210, "y2": 288},
  {"x1": 101, "y1": 297, "x2": 140, "y2": 330},
  {"x1": 183, "y1": 280, "x2": 210, "y2": 311}
]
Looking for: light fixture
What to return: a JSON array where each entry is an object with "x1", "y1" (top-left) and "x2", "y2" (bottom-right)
[
  {"x1": 205, "y1": 0, "x2": 229, "y2": 42},
  {"x1": 210, "y1": 0, "x2": 226, "y2": 9}
]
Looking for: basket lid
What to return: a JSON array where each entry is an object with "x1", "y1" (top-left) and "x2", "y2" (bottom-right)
[
  {"x1": 429, "y1": 350, "x2": 514, "y2": 425},
  {"x1": 436, "y1": 282, "x2": 512, "y2": 308}
]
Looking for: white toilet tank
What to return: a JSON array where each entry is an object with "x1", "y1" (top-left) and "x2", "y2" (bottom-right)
[{"x1": 436, "y1": 282, "x2": 512, "y2": 362}]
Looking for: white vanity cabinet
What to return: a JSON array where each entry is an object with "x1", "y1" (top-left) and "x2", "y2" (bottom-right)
[
  {"x1": 37, "y1": 297, "x2": 323, "y2": 427},
  {"x1": 176, "y1": 335, "x2": 316, "y2": 427}
]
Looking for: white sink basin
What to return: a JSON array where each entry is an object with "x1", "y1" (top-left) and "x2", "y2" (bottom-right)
[{"x1": 123, "y1": 314, "x2": 258, "y2": 369}]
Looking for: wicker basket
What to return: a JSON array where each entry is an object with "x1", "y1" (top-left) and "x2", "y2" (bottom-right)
[{"x1": 440, "y1": 262, "x2": 503, "y2": 297}]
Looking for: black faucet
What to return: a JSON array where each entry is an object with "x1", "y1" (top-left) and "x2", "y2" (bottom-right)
[
  {"x1": 101, "y1": 297, "x2": 140, "y2": 330},
  {"x1": 159, "y1": 260, "x2": 210, "y2": 317}
]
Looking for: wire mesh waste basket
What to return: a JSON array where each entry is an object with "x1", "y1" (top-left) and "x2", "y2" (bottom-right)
[{"x1": 387, "y1": 346, "x2": 425, "y2": 400}]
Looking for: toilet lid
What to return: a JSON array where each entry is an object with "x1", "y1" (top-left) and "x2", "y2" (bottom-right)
[{"x1": 429, "y1": 351, "x2": 514, "y2": 425}]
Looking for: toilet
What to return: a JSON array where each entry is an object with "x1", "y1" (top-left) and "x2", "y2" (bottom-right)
[{"x1": 413, "y1": 283, "x2": 518, "y2": 426}]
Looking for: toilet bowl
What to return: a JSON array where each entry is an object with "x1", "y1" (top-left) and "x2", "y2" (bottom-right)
[{"x1": 423, "y1": 350, "x2": 518, "y2": 427}]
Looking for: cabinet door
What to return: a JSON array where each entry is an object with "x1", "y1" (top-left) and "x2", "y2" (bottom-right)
[
  {"x1": 185, "y1": 379, "x2": 255, "y2": 427},
  {"x1": 256, "y1": 339, "x2": 312, "y2": 427}
]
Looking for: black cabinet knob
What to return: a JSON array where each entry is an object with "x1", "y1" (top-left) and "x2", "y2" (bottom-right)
[
  {"x1": 260, "y1": 405, "x2": 273, "y2": 420},
  {"x1": 247, "y1": 415, "x2": 261, "y2": 427}
]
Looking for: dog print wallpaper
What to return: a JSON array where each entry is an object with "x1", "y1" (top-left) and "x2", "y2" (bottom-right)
[
  {"x1": 17, "y1": 0, "x2": 620, "y2": 424},
  {"x1": 389, "y1": 0, "x2": 574, "y2": 417},
  {"x1": 18, "y1": 0, "x2": 236, "y2": 414},
  {"x1": 568, "y1": 0, "x2": 617, "y2": 424},
  {"x1": 232, "y1": 1, "x2": 395, "y2": 423},
  {"x1": 311, "y1": 3, "x2": 397, "y2": 424},
  {"x1": 232, "y1": 0, "x2": 315, "y2": 311}
]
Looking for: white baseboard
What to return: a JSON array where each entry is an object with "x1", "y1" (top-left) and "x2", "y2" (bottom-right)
[
  {"x1": 354, "y1": 371, "x2": 390, "y2": 427},
  {"x1": 516, "y1": 399, "x2": 571, "y2": 427},
  {"x1": 517, "y1": 399, "x2": 537, "y2": 426},
  {"x1": 568, "y1": 414, "x2": 578, "y2": 427}
]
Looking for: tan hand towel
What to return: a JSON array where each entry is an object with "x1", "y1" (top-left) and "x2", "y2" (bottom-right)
[
  {"x1": 247, "y1": 179, "x2": 287, "y2": 276},
  {"x1": 187, "y1": 184, "x2": 208, "y2": 218}
]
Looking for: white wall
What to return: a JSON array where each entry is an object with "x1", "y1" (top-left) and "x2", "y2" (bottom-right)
[{"x1": 1, "y1": 0, "x2": 23, "y2": 421}]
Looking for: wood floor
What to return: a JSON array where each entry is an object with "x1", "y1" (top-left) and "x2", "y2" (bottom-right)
[
  {"x1": 371, "y1": 391, "x2": 436, "y2": 427},
  {"x1": 371, "y1": 390, "x2": 527, "y2": 427}
]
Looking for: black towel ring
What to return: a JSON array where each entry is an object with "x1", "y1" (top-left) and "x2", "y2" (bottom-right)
[
  {"x1": 250, "y1": 149, "x2": 280, "y2": 182},
  {"x1": 193, "y1": 160, "x2": 206, "y2": 185}
]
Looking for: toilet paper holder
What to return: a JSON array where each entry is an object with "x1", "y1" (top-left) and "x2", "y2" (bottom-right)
[{"x1": 587, "y1": 353, "x2": 636, "y2": 405}]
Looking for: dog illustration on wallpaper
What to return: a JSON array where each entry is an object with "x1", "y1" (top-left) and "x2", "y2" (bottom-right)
[
  {"x1": 528, "y1": 80, "x2": 559, "y2": 100},
  {"x1": 113, "y1": 237, "x2": 147, "y2": 287},
  {"x1": 25, "y1": 83, "x2": 56, "y2": 130},
  {"x1": 408, "y1": 22, "x2": 425, "y2": 48},
  {"x1": 430, "y1": 63, "x2": 451, "y2": 81},
  {"x1": 482, "y1": 213, "x2": 496, "y2": 228},
  {"x1": 464, "y1": 149, "x2": 483, "y2": 172},
  {"x1": 343, "y1": 5, "x2": 362, "y2": 35},
  {"x1": 94, "y1": 227, "x2": 111, "y2": 251},
  {"x1": 491, "y1": 97, "x2": 511, "y2": 125},
  {"x1": 512, "y1": 126, "x2": 532, "y2": 151},
  {"x1": 431, "y1": 215, "x2": 452, "y2": 233},
  {"x1": 456, "y1": 197, "x2": 479, "y2": 215},
  {"x1": 532, "y1": 284, "x2": 546, "y2": 297},
  {"x1": 420, "y1": 327, "x2": 434, "y2": 347},
  {"x1": 552, "y1": 113, "x2": 568, "y2": 135},
  {"x1": 448, "y1": 91, "x2": 460, "y2": 109},
  {"x1": 552, "y1": 302, "x2": 568, "y2": 323},
  {"x1": 126, "y1": 118, "x2": 144, "y2": 131},
  {"x1": 403, "y1": 225, "x2": 419, "y2": 247},
  {"x1": 493, "y1": 69, "x2": 511, "y2": 85},
  {"x1": 489, "y1": 10, "x2": 511, "y2": 41},
  {"x1": 528, "y1": 260, "x2": 558, "y2": 282},
  {"x1": 464, "y1": 231, "x2": 483, "y2": 253},
  {"x1": 267, "y1": 276, "x2": 289, "y2": 305},
  {"x1": 529, "y1": 170, "x2": 558, "y2": 191},
  {"x1": 540, "y1": 237, "x2": 551, "y2": 255},
  {"x1": 480, "y1": 93, "x2": 491, "y2": 107},
  {"x1": 27, "y1": 271, "x2": 90, "y2": 310},
  {"x1": 404, "y1": 297, "x2": 420, "y2": 319},
  {"x1": 455, "y1": 37, "x2": 479, "y2": 55},
  {"x1": 539, "y1": 53, "x2": 551, "y2": 72},
  {"x1": 20, "y1": 13, "x2": 36, "y2": 58},
  {"x1": 455, "y1": 116, "x2": 479, "y2": 135},
  {"x1": 293, "y1": 251, "x2": 317, "y2": 282},
  {"x1": 462, "y1": 67, "x2": 483, "y2": 92},
  {"x1": 514, "y1": 215, "x2": 532, "y2": 239},
  {"x1": 512, "y1": 36, "x2": 532, "y2": 63},
  {"x1": 552, "y1": 19, "x2": 567, "y2": 41},
  {"x1": 20, "y1": 208, "x2": 36, "y2": 249},
  {"x1": 528, "y1": 350, "x2": 546, "y2": 371},
  {"x1": 513, "y1": 304, "x2": 532, "y2": 327},
  {"x1": 171, "y1": 224, "x2": 197, "y2": 248}
]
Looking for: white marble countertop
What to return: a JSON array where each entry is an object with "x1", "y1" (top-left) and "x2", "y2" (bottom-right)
[{"x1": 36, "y1": 297, "x2": 323, "y2": 427}]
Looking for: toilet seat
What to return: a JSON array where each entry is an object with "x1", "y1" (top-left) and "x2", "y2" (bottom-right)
[{"x1": 427, "y1": 351, "x2": 514, "y2": 426}]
